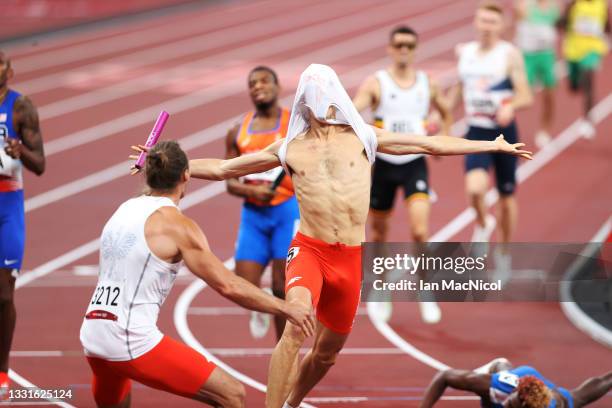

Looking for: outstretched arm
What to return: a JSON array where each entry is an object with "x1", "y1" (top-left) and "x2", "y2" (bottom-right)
[
  {"x1": 572, "y1": 371, "x2": 612, "y2": 408},
  {"x1": 420, "y1": 369, "x2": 490, "y2": 408},
  {"x1": 190, "y1": 138, "x2": 283, "y2": 180},
  {"x1": 374, "y1": 127, "x2": 533, "y2": 160},
  {"x1": 174, "y1": 213, "x2": 315, "y2": 337}
]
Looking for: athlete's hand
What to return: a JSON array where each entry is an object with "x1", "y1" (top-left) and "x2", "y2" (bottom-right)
[
  {"x1": 250, "y1": 184, "x2": 275, "y2": 202},
  {"x1": 494, "y1": 135, "x2": 532, "y2": 160},
  {"x1": 128, "y1": 144, "x2": 150, "y2": 175},
  {"x1": 4, "y1": 137, "x2": 22, "y2": 159},
  {"x1": 496, "y1": 103, "x2": 515, "y2": 127},
  {"x1": 283, "y1": 301, "x2": 316, "y2": 337}
]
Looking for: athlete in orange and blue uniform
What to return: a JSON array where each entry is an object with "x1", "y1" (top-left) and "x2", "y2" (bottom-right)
[
  {"x1": 0, "y1": 51, "x2": 45, "y2": 400},
  {"x1": 224, "y1": 66, "x2": 299, "y2": 339}
]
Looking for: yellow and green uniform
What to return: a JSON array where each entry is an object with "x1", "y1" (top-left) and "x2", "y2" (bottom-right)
[{"x1": 563, "y1": 0, "x2": 608, "y2": 85}]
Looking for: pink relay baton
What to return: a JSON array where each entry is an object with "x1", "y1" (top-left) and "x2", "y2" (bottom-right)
[{"x1": 134, "y1": 110, "x2": 170, "y2": 170}]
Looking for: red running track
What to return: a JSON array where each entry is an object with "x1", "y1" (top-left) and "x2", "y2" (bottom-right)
[{"x1": 6, "y1": 0, "x2": 612, "y2": 406}]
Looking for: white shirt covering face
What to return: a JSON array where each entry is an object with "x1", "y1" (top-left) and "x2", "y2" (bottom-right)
[{"x1": 279, "y1": 64, "x2": 378, "y2": 172}]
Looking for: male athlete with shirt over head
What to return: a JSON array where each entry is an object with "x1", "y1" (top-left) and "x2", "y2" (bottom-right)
[
  {"x1": 82, "y1": 141, "x2": 314, "y2": 407},
  {"x1": 225, "y1": 66, "x2": 298, "y2": 340},
  {"x1": 420, "y1": 358, "x2": 612, "y2": 408},
  {"x1": 0, "y1": 51, "x2": 45, "y2": 400},
  {"x1": 448, "y1": 1, "x2": 533, "y2": 267},
  {"x1": 168, "y1": 64, "x2": 531, "y2": 408},
  {"x1": 353, "y1": 25, "x2": 452, "y2": 324}
]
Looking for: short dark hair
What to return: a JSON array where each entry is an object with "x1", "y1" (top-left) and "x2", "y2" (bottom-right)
[
  {"x1": 248, "y1": 65, "x2": 279, "y2": 85},
  {"x1": 145, "y1": 140, "x2": 188, "y2": 191},
  {"x1": 389, "y1": 25, "x2": 418, "y2": 42},
  {"x1": 478, "y1": 0, "x2": 504, "y2": 16}
]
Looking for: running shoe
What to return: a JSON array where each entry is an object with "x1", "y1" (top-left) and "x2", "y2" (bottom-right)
[{"x1": 249, "y1": 288, "x2": 272, "y2": 339}]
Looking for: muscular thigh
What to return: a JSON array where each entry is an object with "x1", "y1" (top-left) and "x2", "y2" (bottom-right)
[
  {"x1": 317, "y1": 248, "x2": 361, "y2": 335},
  {"x1": 312, "y1": 323, "x2": 349, "y2": 359}
]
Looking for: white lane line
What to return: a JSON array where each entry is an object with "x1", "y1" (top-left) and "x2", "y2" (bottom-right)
[
  {"x1": 36, "y1": 0, "x2": 364, "y2": 120},
  {"x1": 187, "y1": 306, "x2": 369, "y2": 316},
  {"x1": 7, "y1": 369, "x2": 75, "y2": 408},
  {"x1": 18, "y1": 0, "x2": 425, "y2": 96},
  {"x1": 302, "y1": 395, "x2": 479, "y2": 403},
  {"x1": 18, "y1": 178, "x2": 223, "y2": 286},
  {"x1": 205, "y1": 348, "x2": 409, "y2": 357},
  {"x1": 369, "y1": 92, "x2": 612, "y2": 370},
  {"x1": 26, "y1": 26, "x2": 469, "y2": 213},
  {"x1": 40, "y1": 1, "x2": 473, "y2": 156},
  {"x1": 430, "y1": 91, "x2": 612, "y2": 243},
  {"x1": 16, "y1": 239, "x2": 100, "y2": 289},
  {"x1": 367, "y1": 302, "x2": 450, "y2": 371},
  {"x1": 173, "y1": 261, "x2": 315, "y2": 408},
  {"x1": 10, "y1": 351, "x2": 64, "y2": 357},
  {"x1": 560, "y1": 216, "x2": 612, "y2": 348},
  {"x1": 11, "y1": 0, "x2": 304, "y2": 74}
]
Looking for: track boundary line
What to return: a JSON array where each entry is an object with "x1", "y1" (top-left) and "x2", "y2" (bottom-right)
[
  {"x1": 560, "y1": 216, "x2": 612, "y2": 348},
  {"x1": 369, "y1": 92, "x2": 612, "y2": 369},
  {"x1": 172, "y1": 259, "x2": 315, "y2": 408},
  {"x1": 39, "y1": 1, "x2": 472, "y2": 156},
  {"x1": 26, "y1": 28, "x2": 468, "y2": 213}
]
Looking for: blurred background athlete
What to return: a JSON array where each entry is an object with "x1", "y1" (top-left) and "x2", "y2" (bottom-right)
[
  {"x1": 224, "y1": 66, "x2": 298, "y2": 340},
  {"x1": 353, "y1": 26, "x2": 452, "y2": 324},
  {"x1": 0, "y1": 50, "x2": 46, "y2": 400}
]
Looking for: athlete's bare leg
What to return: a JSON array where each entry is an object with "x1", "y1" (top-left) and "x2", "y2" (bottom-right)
[
  {"x1": 542, "y1": 87, "x2": 555, "y2": 136},
  {"x1": 582, "y1": 69, "x2": 594, "y2": 119},
  {"x1": 266, "y1": 286, "x2": 311, "y2": 408},
  {"x1": 271, "y1": 259, "x2": 288, "y2": 340},
  {"x1": 236, "y1": 260, "x2": 281, "y2": 339},
  {"x1": 465, "y1": 169, "x2": 489, "y2": 227},
  {"x1": 406, "y1": 198, "x2": 430, "y2": 243},
  {"x1": 235, "y1": 260, "x2": 265, "y2": 288},
  {"x1": 369, "y1": 210, "x2": 391, "y2": 242},
  {"x1": 286, "y1": 324, "x2": 349, "y2": 407},
  {"x1": 0, "y1": 269, "x2": 16, "y2": 374},
  {"x1": 497, "y1": 195, "x2": 517, "y2": 244},
  {"x1": 193, "y1": 367, "x2": 245, "y2": 407}
]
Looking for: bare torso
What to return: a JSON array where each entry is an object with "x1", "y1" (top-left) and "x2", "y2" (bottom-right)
[{"x1": 284, "y1": 123, "x2": 371, "y2": 246}]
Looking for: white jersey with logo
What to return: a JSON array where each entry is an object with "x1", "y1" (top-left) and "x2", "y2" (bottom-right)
[
  {"x1": 374, "y1": 69, "x2": 430, "y2": 165},
  {"x1": 458, "y1": 41, "x2": 514, "y2": 129},
  {"x1": 80, "y1": 195, "x2": 183, "y2": 361}
]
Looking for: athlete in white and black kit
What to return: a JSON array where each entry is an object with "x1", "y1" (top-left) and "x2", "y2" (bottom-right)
[
  {"x1": 448, "y1": 1, "x2": 532, "y2": 257},
  {"x1": 353, "y1": 26, "x2": 452, "y2": 323}
]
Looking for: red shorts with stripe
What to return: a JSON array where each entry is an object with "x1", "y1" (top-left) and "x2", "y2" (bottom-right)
[
  {"x1": 86, "y1": 336, "x2": 216, "y2": 405},
  {"x1": 285, "y1": 232, "x2": 362, "y2": 334}
]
